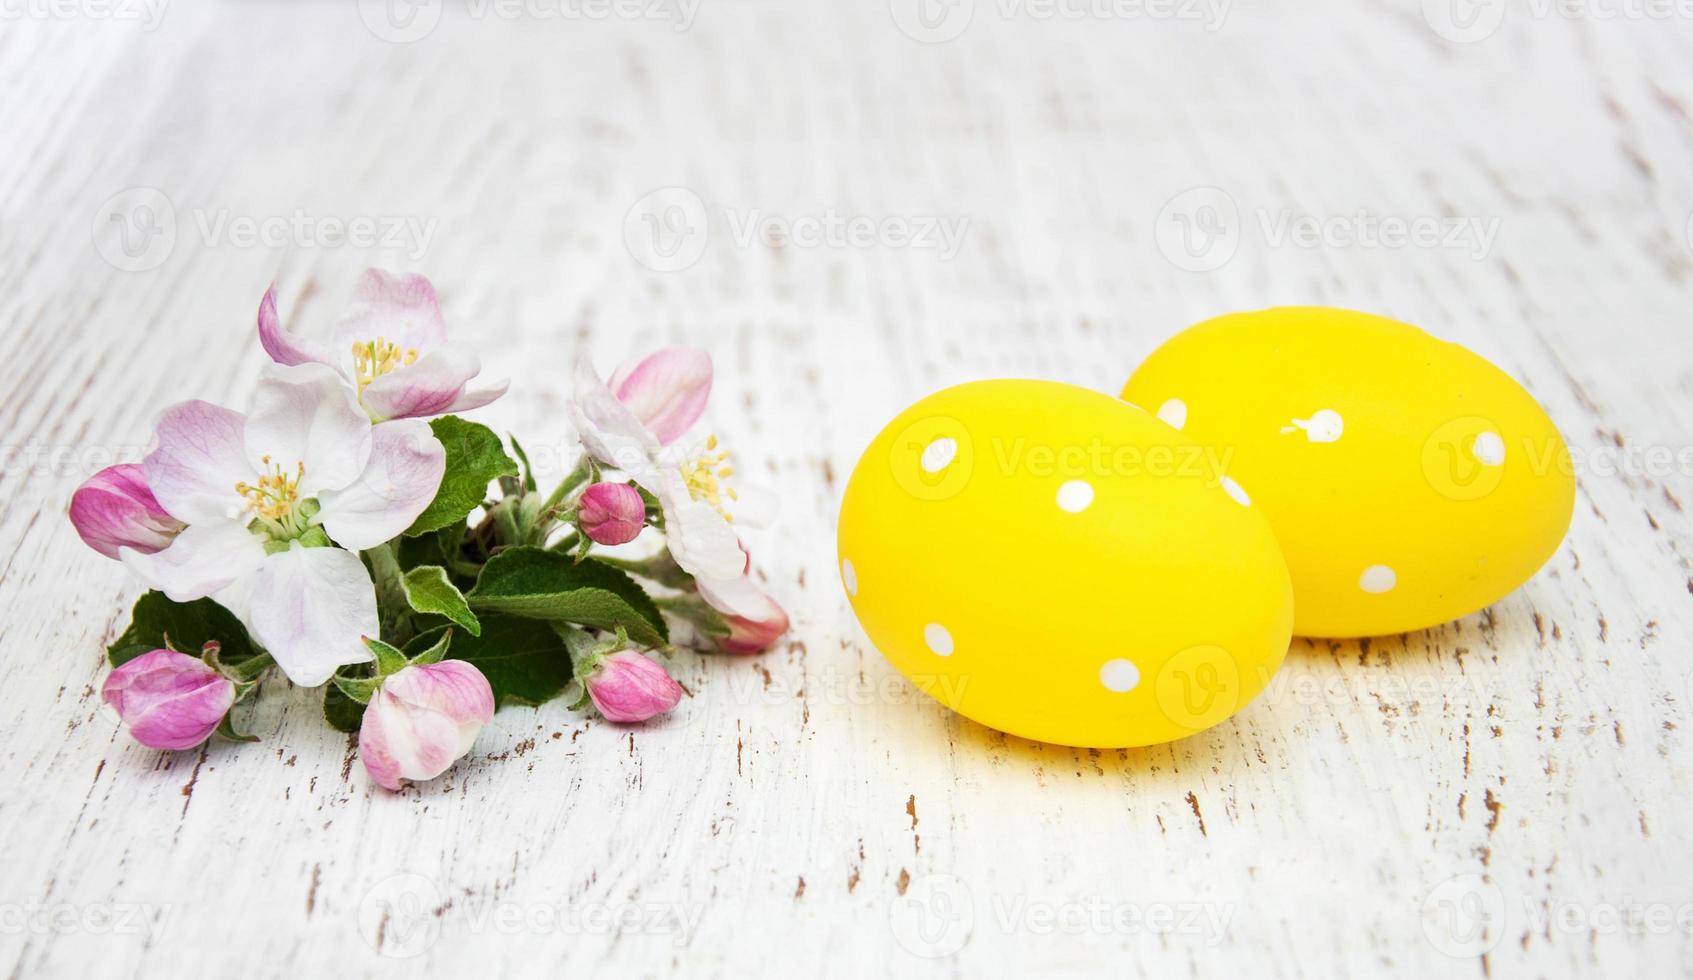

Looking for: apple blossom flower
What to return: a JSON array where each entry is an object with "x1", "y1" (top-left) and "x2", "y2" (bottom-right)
[
  {"x1": 697, "y1": 571, "x2": 790, "y2": 654},
  {"x1": 577, "y1": 482, "x2": 646, "y2": 545},
  {"x1": 568, "y1": 349, "x2": 774, "y2": 583},
  {"x1": 114, "y1": 364, "x2": 446, "y2": 686},
  {"x1": 580, "y1": 648, "x2": 683, "y2": 723},
  {"x1": 258, "y1": 269, "x2": 508, "y2": 423},
  {"x1": 102, "y1": 649, "x2": 235, "y2": 750},
  {"x1": 70, "y1": 463, "x2": 184, "y2": 559},
  {"x1": 359, "y1": 659, "x2": 494, "y2": 791}
]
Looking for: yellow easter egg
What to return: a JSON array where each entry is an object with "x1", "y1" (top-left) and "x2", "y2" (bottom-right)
[
  {"x1": 1121, "y1": 307, "x2": 1575, "y2": 638},
  {"x1": 837, "y1": 380, "x2": 1294, "y2": 748}
]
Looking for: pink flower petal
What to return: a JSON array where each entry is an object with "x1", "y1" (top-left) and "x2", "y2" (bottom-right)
[
  {"x1": 70, "y1": 464, "x2": 183, "y2": 559},
  {"x1": 358, "y1": 345, "x2": 483, "y2": 423},
  {"x1": 577, "y1": 482, "x2": 646, "y2": 546},
  {"x1": 333, "y1": 270, "x2": 447, "y2": 354},
  {"x1": 120, "y1": 519, "x2": 268, "y2": 602},
  {"x1": 610, "y1": 348, "x2": 712, "y2": 445},
  {"x1": 360, "y1": 661, "x2": 493, "y2": 791},
  {"x1": 143, "y1": 401, "x2": 253, "y2": 525},
  {"x1": 357, "y1": 700, "x2": 406, "y2": 791},
  {"x1": 315, "y1": 420, "x2": 446, "y2": 550},
  {"x1": 103, "y1": 649, "x2": 235, "y2": 751},
  {"x1": 246, "y1": 364, "x2": 373, "y2": 498},
  {"x1": 245, "y1": 545, "x2": 378, "y2": 686},
  {"x1": 696, "y1": 573, "x2": 790, "y2": 654},
  {"x1": 257, "y1": 285, "x2": 336, "y2": 368},
  {"x1": 585, "y1": 650, "x2": 681, "y2": 722}
]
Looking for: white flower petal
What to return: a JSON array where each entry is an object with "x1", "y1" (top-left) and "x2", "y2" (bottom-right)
[
  {"x1": 120, "y1": 520, "x2": 268, "y2": 602},
  {"x1": 245, "y1": 545, "x2": 378, "y2": 687},
  {"x1": 315, "y1": 420, "x2": 446, "y2": 550},
  {"x1": 657, "y1": 471, "x2": 747, "y2": 581},
  {"x1": 143, "y1": 401, "x2": 253, "y2": 524},
  {"x1": 332, "y1": 270, "x2": 448, "y2": 354},
  {"x1": 568, "y1": 357, "x2": 662, "y2": 485},
  {"x1": 695, "y1": 572, "x2": 776, "y2": 620},
  {"x1": 443, "y1": 376, "x2": 511, "y2": 414},
  {"x1": 246, "y1": 363, "x2": 372, "y2": 498},
  {"x1": 727, "y1": 481, "x2": 779, "y2": 529}
]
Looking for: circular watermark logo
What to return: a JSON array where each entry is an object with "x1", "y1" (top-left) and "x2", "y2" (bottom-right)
[
  {"x1": 1153, "y1": 644, "x2": 1241, "y2": 733},
  {"x1": 1421, "y1": 873, "x2": 1505, "y2": 956},
  {"x1": 888, "y1": 414, "x2": 974, "y2": 501},
  {"x1": 1421, "y1": 0, "x2": 1508, "y2": 43},
  {"x1": 357, "y1": 873, "x2": 444, "y2": 958},
  {"x1": 92, "y1": 187, "x2": 176, "y2": 272},
  {"x1": 1154, "y1": 187, "x2": 1239, "y2": 272},
  {"x1": 1421, "y1": 416, "x2": 1506, "y2": 502},
  {"x1": 889, "y1": 0, "x2": 975, "y2": 42},
  {"x1": 624, "y1": 186, "x2": 709, "y2": 272},
  {"x1": 890, "y1": 874, "x2": 974, "y2": 957},
  {"x1": 358, "y1": 0, "x2": 443, "y2": 42}
]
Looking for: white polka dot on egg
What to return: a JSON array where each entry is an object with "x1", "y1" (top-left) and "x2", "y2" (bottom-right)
[
  {"x1": 1473, "y1": 431, "x2": 1506, "y2": 467},
  {"x1": 1056, "y1": 480, "x2": 1094, "y2": 513},
  {"x1": 841, "y1": 558, "x2": 858, "y2": 597},
  {"x1": 920, "y1": 438, "x2": 957, "y2": 473},
  {"x1": 1220, "y1": 476, "x2": 1251, "y2": 507},
  {"x1": 924, "y1": 623, "x2": 954, "y2": 657},
  {"x1": 1156, "y1": 399, "x2": 1188, "y2": 431},
  {"x1": 1360, "y1": 565, "x2": 1397, "y2": 593},
  {"x1": 1099, "y1": 658, "x2": 1141, "y2": 693}
]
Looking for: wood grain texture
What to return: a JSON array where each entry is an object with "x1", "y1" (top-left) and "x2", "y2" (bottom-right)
[{"x1": 1, "y1": 1, "x2": 1691, "y2": 976}]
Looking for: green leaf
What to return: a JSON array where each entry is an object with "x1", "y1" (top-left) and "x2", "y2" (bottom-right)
[
  {"x1": 401, "y1": 565, "x2": 481, "y2": 636},
  {"x1": 405, "y1": 615, "x2": 574, "y2": 706},
  {"x1": 216, "y1": 713, "x2": 259, "y2": 743},
  {"x1": 332, "y1": 675, "x2": 381, "y2": 705},
  {"x1": 509, "y1": 435, "x2": 539, "y2": 492},
  {"x1": 466, "y1": 547, "x2": 668, "y2": 647},
  {"x1": 410, "y1": 628, "x2": 453, "y2": 665},
  {"x1": 323, "y1": 683, "x2": 367, "y2": 733},
  {"x1": 363, "y1": 636, "x2": 410, "y2": 676},
  {"x1": 406, "y1": 416, "x2": 519, "y2": 536},
  {"x1": 107, "y1": 593, "x2": 259, "y2": 668}
]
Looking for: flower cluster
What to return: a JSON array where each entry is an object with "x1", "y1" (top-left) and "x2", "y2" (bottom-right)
[{"x1": 73, "y1": 270, "x2": 788, "y2": 791}]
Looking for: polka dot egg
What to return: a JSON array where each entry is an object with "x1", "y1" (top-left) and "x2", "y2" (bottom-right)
[
  {"x1": 1122, "y1": 307, "x2": 1575, "y2": 637},
  {"x1": 836, "y1": 380, "x2": 1294, "y2": 748}
]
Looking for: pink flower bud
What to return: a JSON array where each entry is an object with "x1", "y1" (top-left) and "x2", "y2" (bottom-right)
[
  {"x1": 70, "y1": 464, "x2": 184, "y2": 559},
  {"x1": 696, "y1": 574, "x2": 790, "y2": 655},
  {"x1": 578, "y1": 482, "x2": 646, "y2": 546},
  {"x1": 583, "y1": 650, "x2": 682, "y2": 722},
  {"x1": 102, "y1": 649, "x2": 235, "y2": 750},
  {"x1": 359, "y1": 660, "x2": 495, "y2": 791}
]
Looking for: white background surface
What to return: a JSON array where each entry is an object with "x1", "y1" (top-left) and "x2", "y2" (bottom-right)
[{"x1": 2, "y1": 1, "x2": 1692, "y2": 976}]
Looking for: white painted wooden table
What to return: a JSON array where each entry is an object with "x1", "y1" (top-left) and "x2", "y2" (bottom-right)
[{"x1": 3, "y1": 1, "x2": 1691, "y2": 976}]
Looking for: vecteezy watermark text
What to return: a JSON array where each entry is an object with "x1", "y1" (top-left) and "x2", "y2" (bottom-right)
[
  {"x1": 1155, "y1": 187, "x2": 1501, "y2": 272},
  {"x1": 92, "y1": 187, "x2": 437, "y2": 272},
  {"x1": 358, "y1": 874, "x2": 703, "y2": 958},
  {"x1": 889, "y1": 0, "x2": 1229, "y2": 44},
  {"x1": 624, "y1": 187, "x2": 970, "y2": 271},
  {"x1": 0, "y1": 0, "x2": 166, "y2": 28},
  {"x1": 0, "y1": 900, "x2": 170, "y2": 940},
  {"x1": 890, "y1": 874, "x2": 1234, "y2": 958}
]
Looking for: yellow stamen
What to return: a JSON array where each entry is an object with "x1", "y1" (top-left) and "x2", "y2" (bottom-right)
[
  {"x1": 680, "y1": 434, "x2": 737, "y2": 522},
  {"x1": 350, "y1": 337, "x2": 420, "y2": 394},
  {"x1": 237, "y1": 460, "x2": 306, "y2": 523}
]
